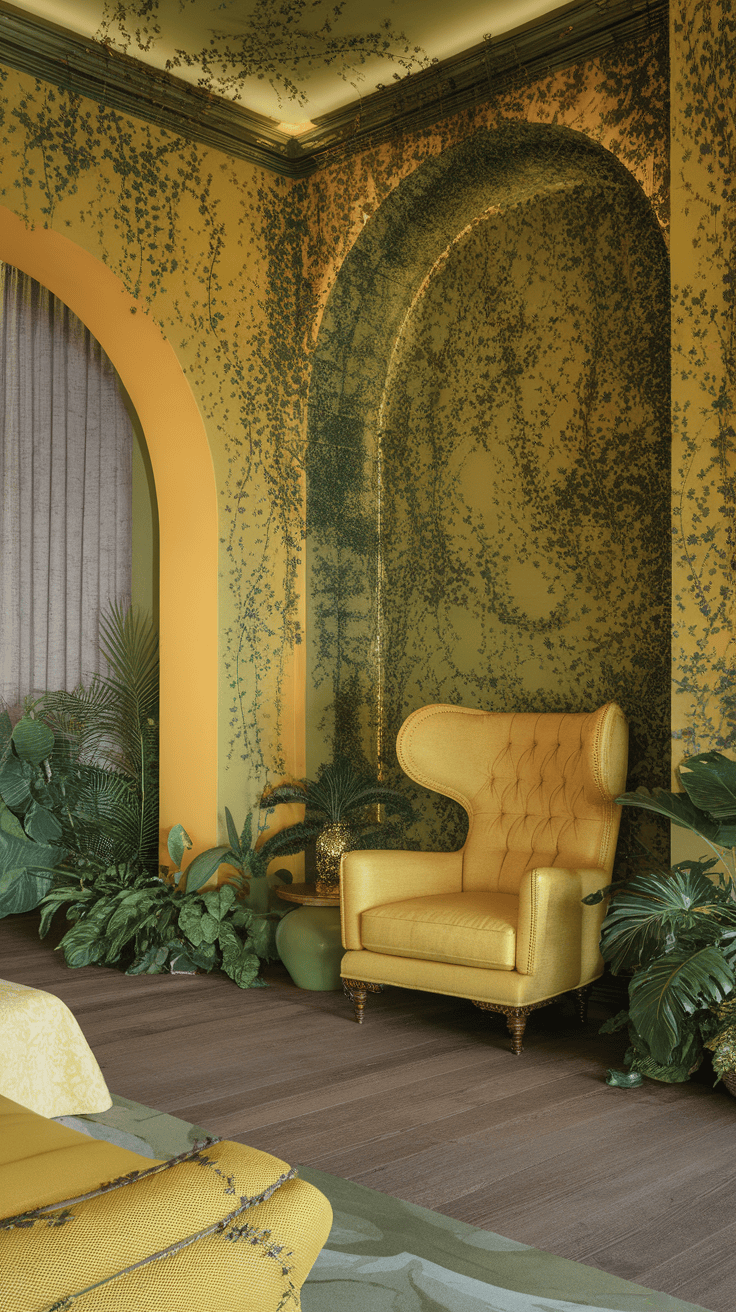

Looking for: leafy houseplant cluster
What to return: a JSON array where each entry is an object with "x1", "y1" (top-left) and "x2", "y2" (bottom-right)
[
  {"x1": 0, "y1": 606, "x2": 280, "y2": 988},
  {"x1": 0, "y1": 604, "x2": 159, "y2": 917},
  {"x1": 38, "y1": 813, "x2": 272, "y2": 988},
  {"x1": 591, "y1": 750, "x2": 736, "y2": 1087}
]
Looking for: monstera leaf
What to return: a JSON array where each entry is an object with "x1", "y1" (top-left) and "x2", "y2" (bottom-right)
[
  {"x1": 628, "y1": 945, "x2": 735, "y2": 1065},
  {"x1": 678, "y1": 751, "x2": 736, "y2": 822}
]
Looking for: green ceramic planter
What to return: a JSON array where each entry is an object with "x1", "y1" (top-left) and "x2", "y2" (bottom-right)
[{"x1": 275, "y1": 905, "x2": 344, "y2": 991}]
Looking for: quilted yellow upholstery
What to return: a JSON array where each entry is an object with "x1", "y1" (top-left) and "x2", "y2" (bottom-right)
[
  {"x1": 0, "y1": 1094, "x2": 332, "y2": 1312},
  {"x1": 340, "y1": 703, "x2": 628, "y2": 1038}
]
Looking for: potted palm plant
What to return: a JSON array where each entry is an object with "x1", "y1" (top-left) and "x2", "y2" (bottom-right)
[
  {"x1": 259, "y1": 759, "x2": 414, "y2": 895},
  {"x1": 588, "y1": 750, "x2": 736, "y2": 1090}
]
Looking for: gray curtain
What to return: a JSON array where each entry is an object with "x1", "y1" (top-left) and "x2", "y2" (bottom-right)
[{"x1": 0, "y1": 264, "x2": 132, "y2": 705}]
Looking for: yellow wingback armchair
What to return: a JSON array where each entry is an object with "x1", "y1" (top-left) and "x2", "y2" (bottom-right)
[{"x1": 340, "y1": 701, "x2": 628, "y2": 1052}]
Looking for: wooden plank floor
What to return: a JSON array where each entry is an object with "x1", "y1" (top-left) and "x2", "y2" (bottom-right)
[{"x1": 3, "y1": 911, "x2": 736, "y2": 1311}]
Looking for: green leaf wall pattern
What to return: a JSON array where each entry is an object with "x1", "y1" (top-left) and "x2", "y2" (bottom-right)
[
  {"x1": 670, "y1": 2, "x2": 736, "y2": 767},
  {"x1": 306, "y1": 123, "x2": 670, "y2": 856},
  {"x1": 0, "y1": 21, "x2": 686, "y2": 872}
]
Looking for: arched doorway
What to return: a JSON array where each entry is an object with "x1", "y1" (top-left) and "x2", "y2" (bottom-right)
[{"x1": 0, "y1": 208, "x2": 218, "y2": 859}]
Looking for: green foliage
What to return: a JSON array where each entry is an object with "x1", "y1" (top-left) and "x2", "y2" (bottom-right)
[
  {"x1": 0, "y1": 721, "x2": 68, "y2": 917},
  {"x1": 629, "y1": 945, "x2": 735, "y2": 1065},
  {"x1": 598, "y1": 863, "x2": 736, "y2": 975},
  {"x1": 161, "y1": 808, "x2": 286, "y2": 964},
  {"x1": 259, "y1": 759, "x2": 414, "y2": 867},
  {"x1": 37, "y1": 604, "x2": 159, "y2": 872},
  {"x1": 0, "y1": 606, "x2": 159, "y2": 921},
  {"x1": 594, "y1": 746, "x2": 736, "y2": 1083},
  {"x1": 164, "y1": 809, "x2": 267, "y2": 894},
  {"x1": 617, "y1": 751, "x2": 736, "y2": 854},
  {"x1": 39, "y1": 861, "x2": 272, "y2": 988}
]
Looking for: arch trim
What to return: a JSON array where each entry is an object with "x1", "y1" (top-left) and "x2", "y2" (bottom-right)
[{"x1": 0, "y1": 209, "x2": 219, "y2": 858}]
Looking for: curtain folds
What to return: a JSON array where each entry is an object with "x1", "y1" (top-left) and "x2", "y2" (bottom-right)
[{"x1": 0, "y1": 264, "x2": 132, "y2": 705}]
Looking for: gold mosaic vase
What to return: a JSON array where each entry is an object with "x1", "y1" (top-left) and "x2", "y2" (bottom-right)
[{"x1": 315, "y1": 821, "x2": 355, "y2": 896}]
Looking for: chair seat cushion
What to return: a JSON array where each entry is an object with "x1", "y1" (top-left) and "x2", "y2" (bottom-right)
[{"x1": 361, "y1": 891, "x2": 518, "y2": 970}]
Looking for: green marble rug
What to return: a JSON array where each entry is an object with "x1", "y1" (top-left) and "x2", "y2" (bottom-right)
[{"x1": 58, "y1": 1096, "x2": 709, "y2": 1312}]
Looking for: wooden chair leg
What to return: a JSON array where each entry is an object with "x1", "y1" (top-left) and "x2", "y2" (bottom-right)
[
  {"x1": 473, "y1": 1000, "x2": 533, "y2": 1054},
  {"x1": 574, "y1": 984, "x2": 592, "y2": 1026},
  {"x1": 342, "y1": 978, "x2": 382, "y2": 1024},
  {"x1": 505, "y1": 1010, "x2": 527, "y2": 1055}
]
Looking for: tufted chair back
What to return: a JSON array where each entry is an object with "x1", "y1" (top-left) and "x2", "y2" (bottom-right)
[{"x1": 396, "y1": 703, "x2": 628, "y2": 896}]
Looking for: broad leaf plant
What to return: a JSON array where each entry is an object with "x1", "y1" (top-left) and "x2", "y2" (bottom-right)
[{"x1": 588, "y1": 751, "x2": 736, "y2": 1083}]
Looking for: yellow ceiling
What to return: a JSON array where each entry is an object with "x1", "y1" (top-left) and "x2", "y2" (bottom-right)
[{"x1": 7, "y1": 0, "x2": 575, "y2": 122}]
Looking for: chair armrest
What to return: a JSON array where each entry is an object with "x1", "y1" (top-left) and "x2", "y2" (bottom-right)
[
  {"x1": 516, "y1": 867, "x2": 610, "y2": 977},
  {"x1": 340, "y1": 849, "x2": 463, "y2": 950}
]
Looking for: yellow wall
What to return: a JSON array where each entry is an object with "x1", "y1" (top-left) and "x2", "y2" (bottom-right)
[{"x1": 669, "y1": 0, "x2": 736, "y2": 864}]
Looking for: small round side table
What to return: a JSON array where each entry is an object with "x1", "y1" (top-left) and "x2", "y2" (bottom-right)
[{"x1": 275, "y1": 883, "x2": 344, "y2": 991}]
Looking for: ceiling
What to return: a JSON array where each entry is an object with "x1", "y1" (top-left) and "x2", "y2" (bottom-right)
[{"x1": 6, "y1": 0, "x2": 579, "y2": 125}]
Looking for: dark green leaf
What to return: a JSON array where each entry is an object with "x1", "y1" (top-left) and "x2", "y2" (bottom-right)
[
  {"x1": 181, "y1": 846, "x2": 234, "y2": 894},
  {"x1": 0, "y1": 867, "x2": 53, "y2": 916},
  {"x1": 629, "y1": 945, "x2": 735, "y2": 1064},
  {"x1": 616, "y1": 786, "x2": 721, "y2": 841},
  {"x1": 0, "y1": 755, "x2": 32, "y2": 810},
  {"x1": 202, "y1": 883, "x2": 236, "y2": 920},
  {"x1": 679, "y1": 751, "x2": 736, "y2": 821},
  {"x1": 126, "y1": 944, "x2": 170, "y2": 975},
  {"x1": 23, "y1": 803, "x2": 63, "y2": 844},
  {"x1": 0, "y1": 796, "x2": 26, "y2": 840},
  {"x1": 248, "y1": 912, "x2": 277, "y2": 960},
  {"x1": 257, "y1": 822, "x2": 323, "y2": 863},
  {"x1": 12, "y1": 717, "x2": 54, "y2": 765},
  {"x1": 199, "y1": 912, "x2": 220, "y2": 944},
  {"x1": 231, "y1": 904, "x2": 254, "y2": 930},
  {"x1": 178, "y1": 899, "x2": 205, "y2": 947},
  {"x1": 167, "y1": 823, "x2": 191, "y2": 870},
  {"x1": 582, "y1": 883, "x2": 615, "y2": 905},
  {"x1": 218, "y1": 922, "x2": 261, "y2": 988},
  {"x1": 599, "y1": 1010, "x2": 631, "y2": 1034},
  {"x1": 260, "y1": 783, "x2": 307, "y2": 809},
  {"x1": 238, "y1": 811, "x2": 254, "y2": 858},
  {"x1": 169, "y1": 941, "x2": 200, "y2": 973},
  {"x1": 0, "y1": 710, "x2": 12, "y2": 750},
  {"x1": 599, "y1": 867, "x2": 736, "y2": 974},
  {"x1": 225, "y1": 808, "x2": 241, "y2": 861},
  {"x1": 57, "y1": 919, "x2": 110, "y2": 968},
  {"x1": 0, "y1": 828, "x2": 65, "y2": 878}
]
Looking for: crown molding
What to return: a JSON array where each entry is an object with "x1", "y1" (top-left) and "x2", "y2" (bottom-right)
[{"x1": 0, "y1": 0, "x2": 667, "y2": 179}]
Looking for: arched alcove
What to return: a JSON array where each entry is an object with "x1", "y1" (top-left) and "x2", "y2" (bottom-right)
[
  {"x1": 0, "y1": 208, "x2": 218, "y2": 858},
  {"x1": 307, "y1": 122, "x2": 670, "y2": 852}
]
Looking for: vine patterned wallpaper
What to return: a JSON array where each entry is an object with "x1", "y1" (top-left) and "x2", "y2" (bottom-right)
[
  {"x1": 0, "y1": 12, "x2": 719, "y2": 876},
  {"x1": 670, "y1": 1, "x2": 736, "y2": 767}
]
